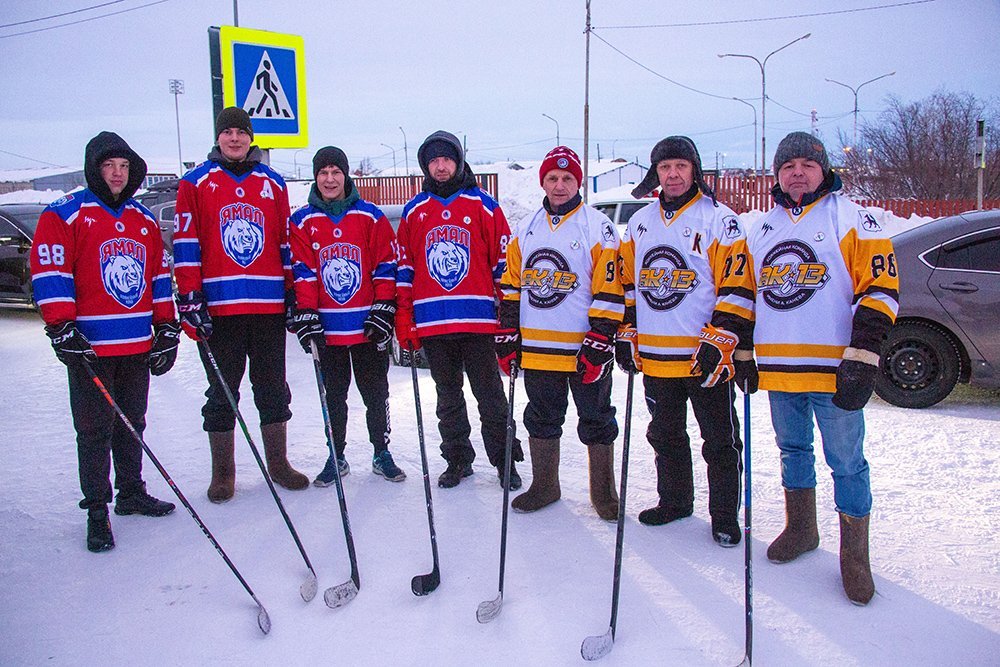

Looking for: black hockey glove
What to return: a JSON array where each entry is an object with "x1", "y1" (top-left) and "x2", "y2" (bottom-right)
[
  {"x1": 149, "y1": 321, "x2": 181, "y2": 377},
  {"x1": 832, "y1": 348, "x2": 880, "y2": 411},
  {"x1": 45, "y1": 321, "x2": 98, "y2": 368},
  {"x1": 495, "y1": 327, "x2": 520, "y2": 377},
  {"x1": 284, "y1": 288, "x2": 298, "y2": 333},
  {"x1": 577, "y1": 330, "x2": 614, "y2": 384},
  {"x1": 733, "y1": 351, "x2": 759, "y2": 394},
  {"x1": 364, "y1": 300, "x2": 396, "y2": 352},
  {"x1": 615, "y1": 324, "x2": 641, "y2": 374},
  {"x1": 176, "y1": 290, "x2": 213, "y2": 341},
  {"x1": 290, "y1": 309, "x2": 324, "y2": 353}
]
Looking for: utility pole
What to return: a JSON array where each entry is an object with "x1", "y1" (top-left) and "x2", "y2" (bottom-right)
[
  {"x1": 233, "y1": 0, "x2": 238, "y2": 26},
  {"x1": 399, "y1": 126, "x2": 409, "y2": 174},
  {"x1": 169, "y1": 79, "x2": 184, "y2": 177},
  {"x1": 582, "y1": 0, "x2": 591, "y2": 202},
  {"x1": 975, "y1": 119, "x2": 986, "y2": 210},
  {"x1": 381, "y1": 143, "x2": 397, "y2": 173},
  {"x1": 731, "y1": 98, "x2": 757, "y2": 175},
  {"x1": 542, "y1": 113, "x2": 560, "y2": 145}
]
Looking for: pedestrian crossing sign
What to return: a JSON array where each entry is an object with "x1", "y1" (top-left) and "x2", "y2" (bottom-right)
[{"x1": 218, "y1": 26, "x2": 308, "y2": 149}]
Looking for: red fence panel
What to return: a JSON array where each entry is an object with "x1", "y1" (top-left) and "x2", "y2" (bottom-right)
[{"x1": 355, "y1": 173, "x2": 499, "y2": 205}]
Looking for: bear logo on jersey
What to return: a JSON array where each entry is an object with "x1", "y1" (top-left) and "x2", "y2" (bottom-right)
[
  {"x1": 523, "y1": 247, "x2": 578, "y2": 309},
  {"x1": 425, "y1": 225, "x2": 471, "y2": 291},
  {"x1": 219, "y1": 203, "x2": 265, "y2": 267},
  {"x1": 637, "y1": 245, "x2": 699, "y2": 311},
  {"x1": 99, "y1": 238, "x2": 147, "y2": 309},
  {"x1": 758, "y1": 239, "x2": 830, "y2": 310},
  {"x1": 319, "y1": 243, "x2": 363, "y2": 305}
]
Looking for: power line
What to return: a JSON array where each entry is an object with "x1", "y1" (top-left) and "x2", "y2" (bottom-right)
[
  {"x1": 0, "y1": 0, "x2": 174, "y2": 39},
  {"x1": 0, "y1": 148, "x2": 69, "y2": 168},
  {"x1": 0, "y1": 1, "x2": 127, "y2": 29}
]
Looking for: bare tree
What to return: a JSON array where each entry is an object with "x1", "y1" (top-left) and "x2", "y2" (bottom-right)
[
  {"x1": 839, "y1": 90, "x2": 1000, "y2": 200},
  {"x1": 352, "y1": 157, "x2": 376, "y2": 177}
]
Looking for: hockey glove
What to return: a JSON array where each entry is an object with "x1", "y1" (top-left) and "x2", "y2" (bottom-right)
[
  {"x1": 832, "y1": 348, "x2": 880, "y2": 411},
  {"x1": 395, "y1": 307, "x2": 421, "y2": 352},
  {"x1": 290, "y1": 309, "x2": 324, "y2": 354},
  {"x1": 733, "y1": 351, "x2": 759, "y2": 394},
  {"x1": 364, "y1": 300, "x2": 396, "y2": 352},
  {"x1": 615, "y1": 324, "x2": 642, "y2": 374},
  {"x1": 284, "y1": 288, "x2": 297, "y2": 333},
  {"x1": 45, "y1": 321, "x2": 98, "y2": 368},
  {"x1": 494, "y1": 327, "x2": 520, "y2": 376},
  {"x1": 149, "y1": 321, "x2": 181, "y2": 376},
  {"x1": 577, "y1": 330, "x2": 614, "y2": 384},
  {"x1": 690, "y1": 323, "x2": 738, "y2": 388},
  {"x1": 176, "y1": 290, "x2": 213, "y2": 341}
]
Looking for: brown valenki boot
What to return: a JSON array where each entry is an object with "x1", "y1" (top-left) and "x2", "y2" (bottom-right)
[
  {"x1": 767, "y1": 488, "x2": 820, "y2": 563},
  {"x1": 207, "y1": 430, "x2": 236, "y2": 503},
  {"x1": 839, "y1": 513, "x2": 875, "y2": 605},
  {"x1": 587, "y1": 443, "x2": 619, "y2": 522},
  {"x1": 261, "y1": 422, "x2": 309, "y2": 490},
  {"x1": 511, "y1": 437, "x2": 561, "y2": 512}
]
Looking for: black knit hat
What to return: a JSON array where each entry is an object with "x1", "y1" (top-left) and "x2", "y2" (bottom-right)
[
  {"x1": 215, "y1": 106, "x2": 254, "y2": 140},
  {"x1": 313, "y1": 146, "x2": 350, "y2": 179},
  {"x1": 772, "y1": 131, "x2": 830, "y2": 174},
  {"x1": 632, "y1": 136, "x2": 709, "y2": 199}
]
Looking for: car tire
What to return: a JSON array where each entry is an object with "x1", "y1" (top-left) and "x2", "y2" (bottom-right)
[{"x1": 875, "y1": 321, "x2": 962, "y2": 409}]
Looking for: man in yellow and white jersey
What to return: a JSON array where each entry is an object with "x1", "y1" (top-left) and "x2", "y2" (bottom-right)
[
  {"x1": 617, "y1": 136, "x2": 754, "y2": 547},
  {"x1": 496, "y1": 146, "x2": 624, "y2": 520},
  {"x1": 746, "y1": 131, "x2": 898, "y2": 605}
]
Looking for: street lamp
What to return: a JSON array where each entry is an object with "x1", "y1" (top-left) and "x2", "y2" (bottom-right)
[
  {"x1": 399, "y1": 126, "x2": 409, "y2": 174},
  {"x1": 825, "y1": 71, "x2": 896, "y2": 148},
  {"x1": 168, "y1": 79, "x2": 184, "y2": 176},
  {"x1": 731, "y1": 97, "x2": 758, "y2": 175},
  {"x1": 381, "y1": 143, "x2": 397, "y2": 173},
  {"x1": 719, "y1": 32, "x2": 811, "y2": 174},
  {"x1": 542, "y1": 113, "x2": 560, "y2": 145},
  {"x1": 293, "y1": 148, "x2": 307, "y2": 179}
]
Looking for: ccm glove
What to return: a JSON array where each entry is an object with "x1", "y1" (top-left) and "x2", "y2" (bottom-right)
[
  {"x1": 832, "y1": 348, "x2": 880, "y2": 411},
  {"x1": 364, "y1": 300, "x2": 396, "y2": 352},
  {"x1": 176, "y1": 290, "x2": 213, "y2": 341},
  {"x1": 494, "y1": 327, "x2": 520, "y2": 376},
  {"x1": 690, "y1": 323, "x2": 738, "y2": 388},
  {"x1": 615, "y1": 324, "x2": 642, "y2": 374},
  {"x1": 733, "y1": 350, "x2": 759, "y2": 394},
  {"x1": 289, "y1": 309, "x2": 324, "y2": 353},
  {"x1": 149, "y1": 320, "x2": 181, "y2": 376},
  {"x1": 577, "y1": 330, "x2": 614, "y2": 384},
  {"x1": 45, "y1": 321, "x2": 98, "y2": 368},
  {"x1": 395, "y1": 307, "x2": 421, "y2": 352}
]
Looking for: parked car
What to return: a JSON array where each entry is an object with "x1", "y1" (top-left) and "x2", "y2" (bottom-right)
[
  {"x1": 0, "y1": 203, "x2": 47, "y2": 307},
  {"x1": 591, "y1": 196, "x2": 654, "y2": 229},
  {"x1": 875, "y1": 210, "x2": 1000, "y2": 408}
]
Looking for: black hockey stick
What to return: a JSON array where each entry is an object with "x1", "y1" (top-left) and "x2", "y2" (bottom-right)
[
  {"x1": 200, "y1": 341, "x2": 318, "y2": 603},
  {"x1": 581, "y1": 368, "x2": 635, "y2": 661},
  {"x1": 737, "y1": 384, "x2": 753, "y2": 666},
  {"x1": 476, "y1": 362, "x2": 518, "y2": 622},
  {"x1": 307, "y1": 340, "x2": 360, "y2": 608},
  {"x1": 83, "y1": 359, "x2": 271, "y2": 635},
  {"x1": 409, "y1": 346, "x2": 441, "y2": 596}
]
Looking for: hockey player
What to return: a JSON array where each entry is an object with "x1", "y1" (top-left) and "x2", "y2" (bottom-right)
[
  {"x1": 395, "y1": 130, "x2": 524, "y2": 489},
  {"x1": 617, "y1": 136, "x2": 751, "y2": 545},
  {"x1": 287, "y1": 146, "x2": 406, "y2": 484},
  {"x1": 173, "y1": 107, "x2": 307, "y2": 502},
  {"x1": 746, "y1": 132, "x2": 898, "y2": 604},
  {"x1": 31, "y1": 131, "x2": 179, "y2": 553},
  {"x1": 496, "y1": 146, "x2": 623, "y2": 520}
]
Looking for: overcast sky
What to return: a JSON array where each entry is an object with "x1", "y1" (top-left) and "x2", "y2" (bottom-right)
[{"x1": 2, "y1": 0, "x2": 998, "y2": 176}]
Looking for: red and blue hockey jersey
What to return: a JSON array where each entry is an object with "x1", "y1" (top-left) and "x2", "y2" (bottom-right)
[{"x1": 31, "y1": 189, "x2": 175, "y2": 357}]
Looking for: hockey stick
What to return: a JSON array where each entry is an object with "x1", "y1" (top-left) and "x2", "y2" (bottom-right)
[
  {"x1": 82, "y1": 359, "x2": 271, "y2": 635},
  {"x1": 737, "y1": 384, "x2": 753, "y2": 666},
  {"x1": 581, "y1": 368, "x2": 635, "y2": 661},
  {"x1": 476, "y1": 362, "x2": 519, "y2": 623},
  {"x1": 307, "y1": 340, "x2": 360, "y2": 608},
  {"x1": 409, "y1": 345, "x2": 441, "y2": 596},
  {"x1": 200, "y1": 341, "x2": 318, "y2": 603}
]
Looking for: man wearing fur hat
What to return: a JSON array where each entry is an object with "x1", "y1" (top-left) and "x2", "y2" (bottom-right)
[
  {"x1": 32, "y1": 131, "x2": 180, "y2": 552},
  {"x1": 497, "y1": 146, "x2": 624, "y2": 520},
  {"x1": 173, "y1": 107, "x2": 308, "y2": 502},
  {"x1": 745, "y1": 131, "x2": 898, "y2": 604},
  {"x1": 395, "y1": 130, "x2": 523, "y2": 489},
  {"x1": 287, "y1": 146, "x2": 406, "y2": 485},
  {"x1": 617, "y1": 136, "x2": 751, "y2": 546}
]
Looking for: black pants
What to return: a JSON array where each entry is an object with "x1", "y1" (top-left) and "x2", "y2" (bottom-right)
[
  {"x1": 320, "y1": 341, "x2": 390, "y2": 457},
  {"x1": 422, "y1": 333, "x2": 522, "y2": 467},
  {"x1": 197, "y1": 314, "x2": 292, "y2": 432},
  {"x1": 643, "y1": 375, "x2": 742, "y2": 520},
  {"x1": 67, "y1": 354, "x2": 149, "y2": 510},
  {"x1": 522, "y1": 369, "x2": 618, "y2": 446}
]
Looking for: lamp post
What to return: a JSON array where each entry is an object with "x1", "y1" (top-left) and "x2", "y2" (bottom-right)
[
  {"x1": 542, "y1": 113, "x2": 560, "y2": 145},
  {"x1": 168, "y1": 79, "x2": 184, "y2": 176},
  {"x1": 381, "y1": 143, "x2": 397, "y2": 173},
  {"x1": 720, "y1": 33, "x2": 811, "y2": 174},
  {"x1": 293, "y1": 148, "x2": 307, "y2": 179},
  {"x1": 825, "y1": 71, "x2": 896, "y2": 148},
  {"x1": 399, "y1": 126, "x2": 409, "y2": 174},
  {"x1": 731, "y1": 97, "x2": 758, "y2": 175}
]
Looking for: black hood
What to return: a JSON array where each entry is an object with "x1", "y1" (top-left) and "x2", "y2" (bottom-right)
[
  {"x1": 84, "y1": 131, "x2": 147, "y2": 208},
  {"x1": 417, "y1": 130, "x2": 465, "y2": 178}
]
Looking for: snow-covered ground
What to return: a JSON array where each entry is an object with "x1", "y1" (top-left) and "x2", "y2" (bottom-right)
[{"x1": 1, "y1": 307, "x2": 998, "y2": 665}]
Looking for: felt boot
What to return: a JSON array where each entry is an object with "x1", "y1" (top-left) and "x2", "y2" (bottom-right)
[
  {"x1": 767, "y1": 488, "x2": 820, "y2": 563},
  {"x1": 587, "y1": 443, "x2": 619, "y2": 521},
  {"x1": 207, "y1": 430, "x2": 236, "y2": 503},
  {"x1": 261, "y1": 422, "x2": 309, "y2": 491},
  {"x1": 511, "y1": 438, "x2": 561, "y2": 512}
]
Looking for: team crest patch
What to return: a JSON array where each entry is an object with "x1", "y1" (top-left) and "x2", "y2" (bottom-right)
[
  {"x1": 320, "y1": 243, "x2": 363, "y2": 304},
  {"x1": 637, "y1": 245, "x2": 699, "y2": 311},
  {"x1": 859, "y1": 210, "x2": 882, "y2": 233},
  {"x1": 219, "y1": 203, "x2": 265, "y2": 267},
  {"x1": 425, "y1": 225, "x2": 471, "y2": 291},
  {"x1": 723, "y1": 215, "x2": 742, "y2": 239},
  {"x1": 523, "y1": 247, "x2": 578, "y2": 308},
  {"x1": 99, "y1": 238, "x2": 146, "y2": 308}
]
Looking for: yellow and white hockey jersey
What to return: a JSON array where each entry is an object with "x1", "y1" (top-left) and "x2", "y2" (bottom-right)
[
  {"x1": 500, "y1": 203, "x2": 624, "y2": 372},
  {"x1": 746, "y1": 192, "x2": 899, "y2": 393},
  {"x1": 619, "y1": 192, "x2": 754, "y2": 378}
]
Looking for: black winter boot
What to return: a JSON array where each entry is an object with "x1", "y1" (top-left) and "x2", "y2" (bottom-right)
[
  {"x1": 497, "y1": 461, "x2": 522, "y2": 491},
  {"x1": 438, "y1": 461, "x2": 473, "y2": 488},
  {"x1": 87, "y1": 506, "x2": 115, "y2": 553},
  {"x1": 115, "y1": 483, "x2": 175, "y2": 517},
  {"x1": 711, "y1": 515, "x2": 742, "y2": 547},
  {"x1": 638, "y1": 504, "x2": 693, "y2": 526}
]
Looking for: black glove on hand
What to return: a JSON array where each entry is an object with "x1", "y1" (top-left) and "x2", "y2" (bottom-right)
[
  {"x1": 495, "y1": 327, "x2": 520, "y2": 376},
  {"x1": 284, "y1": 288, "x2": 297, "y2": 333},
  {"x1": 577, "y1": 330, "x2": 614, "y2": 384},
  {"x1": 45, "y1": 321, "x2": 98, "y2": 368},
  {"x1": 733, "y1": 351, "x2": 759, "y2": 394},
  {"x1": 176, "y1": 290, "x2": 213, "y2": 341},
  {"x1": 290, "y1": 309, "x2": 324, "y2": 353},
  {"x1": 149, "y1": 321, "x2": 181, "y2": 376},
  {"x1": 832, "y1": 357, "x2": 879, "y2": 411},
  {"x1": 615, "y1": 324, "x2": 641, "y2": 374},
  {"x1": 364, "y1": 300, "x2": 396, "y2": 352}
]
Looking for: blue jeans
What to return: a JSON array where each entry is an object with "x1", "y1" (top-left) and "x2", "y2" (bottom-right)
[{"x1": 768, "y1": 392, "x2": 871, "y2": 517}]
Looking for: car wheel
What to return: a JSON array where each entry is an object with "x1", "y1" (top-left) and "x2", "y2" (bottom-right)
[{"x1": 875, "y1": 321, "x2": 962, "y2": 409}]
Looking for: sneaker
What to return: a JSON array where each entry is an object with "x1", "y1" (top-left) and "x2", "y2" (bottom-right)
[
  {"x1": 496, "y1": 461, "x2": 522, "y2": 491},
  {"x1": 314, "y1": 454, "x2": 350, "y2": 487},
  {"x1": 372, "y1": 450, "x2": 407, "y2": 482},
  {"x1": 114, "y1": 484, "x2": 175, "y2": 517},
  {"x1": 712, "y1": 516, "x2": 742, "y2": 548},
  {"x1": 438, "y1": 461, "x2": 473, "y2": 488},
  {"x1": 87, "y1": 506, "x2": 115, "y2": 553}
]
